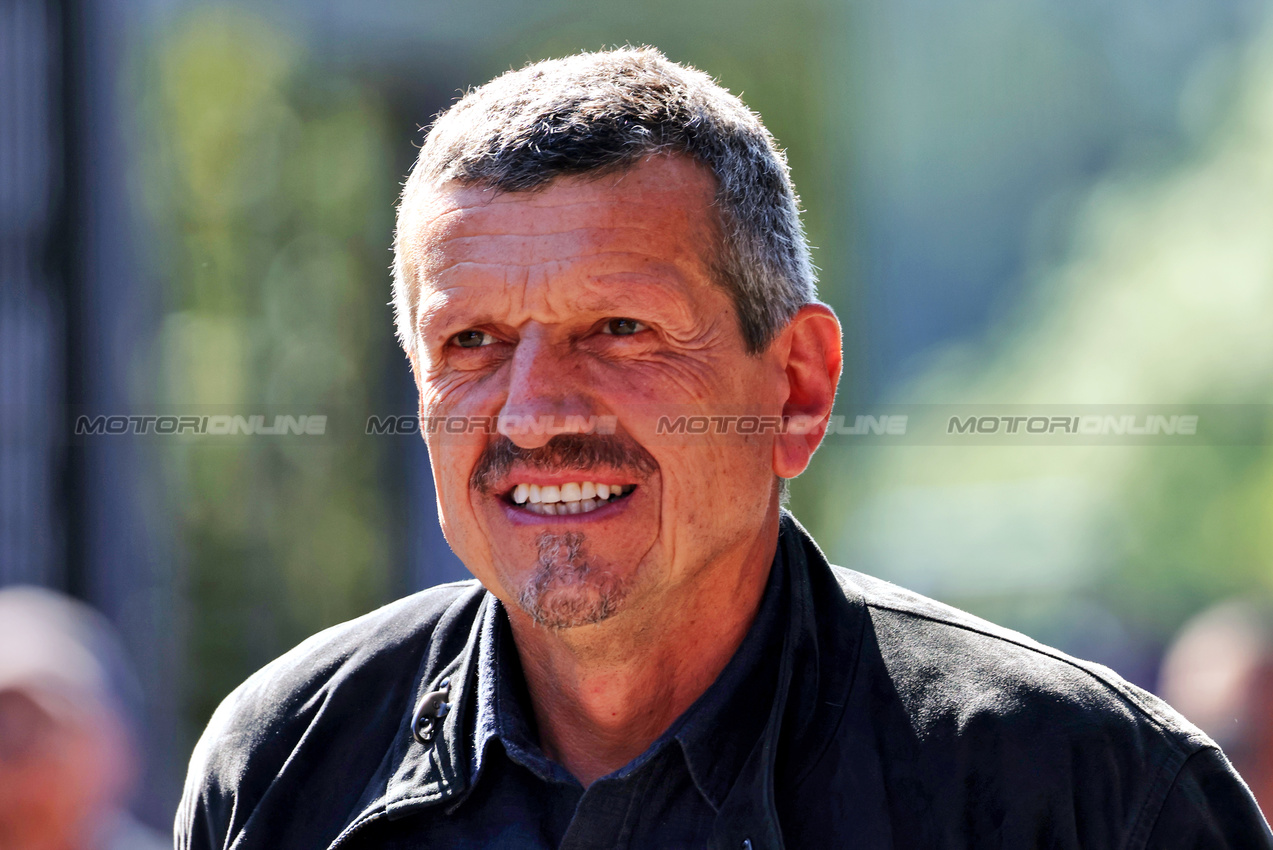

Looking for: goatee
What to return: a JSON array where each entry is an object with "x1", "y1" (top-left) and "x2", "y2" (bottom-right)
[{"x1": 517, "y1": 531, "x2": 629, "y2": 629}]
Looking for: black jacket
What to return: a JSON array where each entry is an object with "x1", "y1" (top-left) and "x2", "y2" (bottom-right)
[{"x1": 177, "y1": 514, "x2": 1273, "y2": 848}]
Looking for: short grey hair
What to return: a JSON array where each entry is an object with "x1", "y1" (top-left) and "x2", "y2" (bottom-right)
[{"x1": 392, "y1": 46, "x2": 817, "y2": 357}]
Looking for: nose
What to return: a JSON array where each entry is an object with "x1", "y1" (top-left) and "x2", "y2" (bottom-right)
[{"x1": 499, "y1": 331, "x2": 599, "y2": 450}]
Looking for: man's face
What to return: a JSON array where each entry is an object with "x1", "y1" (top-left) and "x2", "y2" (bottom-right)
[{"x1": 404, "y1": 155, "x2": 791, "y2": 631}]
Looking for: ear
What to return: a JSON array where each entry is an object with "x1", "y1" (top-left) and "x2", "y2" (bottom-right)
[{"x1": 772, "y1": 303, "x2": 842, "y2": 479}]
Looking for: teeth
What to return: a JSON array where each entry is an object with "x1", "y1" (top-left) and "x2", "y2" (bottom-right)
[{"x1": 509, "y1": 481, "x2": 633, "y2": 516}]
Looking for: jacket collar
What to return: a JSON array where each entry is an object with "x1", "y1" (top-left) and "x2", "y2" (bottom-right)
[
  {"x1": 674, "y1": 521, "x2": 790, "y2": 811},
  {"x1": 709, "y1": 511, "x2": 849, "y2": 850},
  {"x1": 338, "y1": 512, "x2": 866, "y2": 850}
]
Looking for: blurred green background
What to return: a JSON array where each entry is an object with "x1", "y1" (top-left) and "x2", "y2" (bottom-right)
[{"x1": 5, "y1": 0, "x2": 1273, "y2": 826}]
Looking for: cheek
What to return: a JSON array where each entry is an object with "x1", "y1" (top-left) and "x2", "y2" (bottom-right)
[
  {"x1": 650, "y1": 446, "x2": 772, "y2": 583},
  {"x1": 424, "y1": 428, "x2": 485, "y2": 538},
  {"x1": 426, "y1": 451, "x2": 496, "y2": 586},
  {"x1": 420, "y1": 385, "x2": 504, "y2": 579},
  {"x1": 598, "y1": 355, "x2": 726, "y2": 415},
  {"x1": 420, "y1": 375, "x2": 505, "y2": 489},
  {"x1": 646, "y1": 378, "x2": 782, "y2": 554},
  {"x1": 420, "y1": 368, "x2": 492, "y2": 417},
  {"x1": 660, "y1": 441, "x2": 773, "y2": 510}
]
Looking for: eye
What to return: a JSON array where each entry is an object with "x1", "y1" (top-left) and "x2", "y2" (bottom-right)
[
  {"x1": 450, "y1": 330, "x2": 494, "y2": 349},
  {"x1": 601, "y1": 318, "x2": 646, "y2": 336}
]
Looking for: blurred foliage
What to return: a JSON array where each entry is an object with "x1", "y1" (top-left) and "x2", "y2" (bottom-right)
[
  {"x1": 807, "y1": 22, "x2": 1273, "y2": 681},
  {"x1": 136, "y1": 8, "x2": 399, "y2": 735}
]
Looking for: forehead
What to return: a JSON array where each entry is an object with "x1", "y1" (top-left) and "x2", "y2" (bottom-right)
[{"x1": 404, "y1": 156, "x2": 725, "y2": 329}]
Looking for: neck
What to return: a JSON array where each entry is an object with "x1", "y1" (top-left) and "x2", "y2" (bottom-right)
[{"x1": 504, "y1": 510, "x2": 781, "y2": 786}]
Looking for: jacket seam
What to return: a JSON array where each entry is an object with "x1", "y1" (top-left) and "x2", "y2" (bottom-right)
[
  {"x1": 326, "y1": 808, "x2": 386, "y2": 850},
  {"x1": 1122, "y1": 745, "x2": 1209, "y2": 850},
  {"x1": 861, "y1": 599, "x2": 1196, "y2": 754}
]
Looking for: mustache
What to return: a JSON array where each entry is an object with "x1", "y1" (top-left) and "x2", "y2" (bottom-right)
[{"x1": 470, "y1": 433, "x2": 657, "y2": 493}]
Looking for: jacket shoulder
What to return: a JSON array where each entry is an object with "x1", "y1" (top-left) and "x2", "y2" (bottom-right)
[
  {"x1": 783, "y1": 566, "x2": 1268, "y2": 847},
  {"x1": 201, "y1": 579, "x2": 482, "y2": 739},
  {"x1": 831, "y1": 565, "x2": 1207, "y2": 750},
  {"x1": 176, "y1": 580, "x2": 485, "y2": 850}
]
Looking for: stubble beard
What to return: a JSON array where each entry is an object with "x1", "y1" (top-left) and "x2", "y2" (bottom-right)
[{"x1": 517, "y1": 531, "x2": 630, "y2": 630}]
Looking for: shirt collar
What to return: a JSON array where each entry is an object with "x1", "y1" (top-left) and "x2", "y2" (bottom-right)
[
  {"x1": 369, "y1": 511, "x2": 865, "y2": 850},
  {"x1": 465, "y1": 526, "x2": 789, "y2": 812},
  {"x1": 471, "y1": 598, "x2": 580, "y2": 787}
]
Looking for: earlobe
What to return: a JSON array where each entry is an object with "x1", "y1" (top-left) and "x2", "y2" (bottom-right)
[{"x1": 772, "y1": 303, "x2": 843, "y2": 480}]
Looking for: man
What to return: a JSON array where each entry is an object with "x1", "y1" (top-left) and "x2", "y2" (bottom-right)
[{"x1": 177, "y1": 47, "x2": 1272, "y2": 848}]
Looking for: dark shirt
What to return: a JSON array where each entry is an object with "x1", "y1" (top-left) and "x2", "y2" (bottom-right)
[
  {"x1": 177, "y1": 512, "x2": 1273, "y2": 849},
  {"x1": 362, "y1": 534, "x2": 785, "y2": 849}
]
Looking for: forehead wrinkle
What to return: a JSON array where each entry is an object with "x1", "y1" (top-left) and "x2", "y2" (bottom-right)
[
  {"x1": 426, "y1": 210, "x2": 710, "y2": 262},
  {"x1": 406, "y1": 179, "x2": 721, "y2": 283},
  {"x1": 415, "y1": 201, "x2": 715, "y2": 274},
  {"x1": 416, "y1": 264, "x2": 529, "y2": 334},
  {"x1": 404, "y1": 154, "x2": 719, "y2": 239},
  {"x1": 426, "y1": 229, "x2": 689, "y2": 272},
  {"x1": 422, "y1": 225, "x2": 718, "y2": 316},
  {"x1": 429, "y1": 248, "x2": 708, "y2": 281},
  {"x1": 455, "y1": 191, "x2": 707, "y2": 218},
  {"x1": 406, "y1": 159, "x2": 727, "y2": 343},
  {"x1": 439, "y1": 222, "x2": 675, "y2": 246},
  {"x1": 422, "y1": 188, "x2": 714, "y2": 242},
  {"x1": 437, "y1": 161, "x2": 717, "y2": 212}
]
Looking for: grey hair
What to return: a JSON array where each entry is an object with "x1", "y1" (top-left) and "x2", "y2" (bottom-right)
[{"x1": 391, "y1": 46, "x2": 817, "y2": 357}]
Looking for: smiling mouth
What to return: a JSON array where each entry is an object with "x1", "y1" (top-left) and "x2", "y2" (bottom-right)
[{"x1": 504, "y1": 481, "x2": 637, "y2": 516}]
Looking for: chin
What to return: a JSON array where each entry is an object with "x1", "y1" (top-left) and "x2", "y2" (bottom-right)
[{"x1": 512, "y1": 530, "x2": 633, "y2": 630}]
